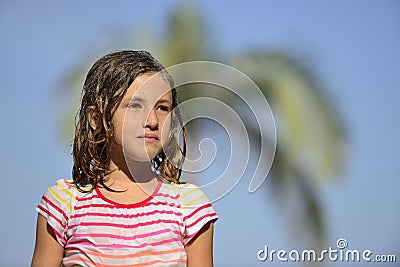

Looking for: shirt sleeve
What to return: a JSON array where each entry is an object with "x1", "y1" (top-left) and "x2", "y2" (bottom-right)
[
  {"x1": 36, "y1": 179, "x2": 76, "y2": 247},
  {"x1": 179, "y1": 184, "x2": 218, "y2": 245}
]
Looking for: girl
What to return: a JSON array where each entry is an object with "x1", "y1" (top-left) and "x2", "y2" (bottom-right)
[{"x1": 31, "y1": 51, "x2": 218, "y2": 267}]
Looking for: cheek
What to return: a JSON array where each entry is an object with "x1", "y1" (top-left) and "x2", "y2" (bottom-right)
[
  {"x1": 111, "y1": 121, "x2": 122, "y2": 144},
  {"x1": 113, "y1": 110, "x2": 131, "y2": 144},
  {"x1": 160, "y1": 115, "x2": 172, "y2": 144}
]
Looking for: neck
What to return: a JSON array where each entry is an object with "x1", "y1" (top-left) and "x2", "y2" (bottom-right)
[{"x1": 106, "y1": 154, "x2": 157, "y2": 188}]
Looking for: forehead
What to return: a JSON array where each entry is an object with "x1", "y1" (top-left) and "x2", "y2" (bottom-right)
[{"x1": 124, "y1": 73, "x2": 172, "y2": 102}]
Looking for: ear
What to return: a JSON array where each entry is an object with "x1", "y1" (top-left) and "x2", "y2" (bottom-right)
[{"x1": 87, "y1": 106, "x2": 101, "y2": 130}]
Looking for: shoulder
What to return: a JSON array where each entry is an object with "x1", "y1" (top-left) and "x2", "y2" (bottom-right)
[
  {"x1": 36, "y1": 179, "x2": 88, "y2": 247},
  {"x1": 46, "y1": 178, "x2": 84, "y2": 196},
  {"x1": 159, "y1": 182, "x2": 211, "y2": 208},
  {"x1": 160, "y1": 181, "x2": 202, "y2": 195},
  {"x1": 162, "y1": 182, "x2": 218, "y2": 245},
  {"x1": 41, "y1": 179, "x2": 89, "y2": 213},
  {"x1": 178, "y1": 183, "x2": 210, "y2": 208}
]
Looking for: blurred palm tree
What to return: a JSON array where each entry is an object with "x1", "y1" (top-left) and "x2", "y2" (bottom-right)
[{"x1": 60, "y1": 4, "x2": 346, "y2": 249}]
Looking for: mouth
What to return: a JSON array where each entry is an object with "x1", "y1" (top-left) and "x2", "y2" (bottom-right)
[{"x1": 138, "y1": 134, "x2": 159, "y2": 143}]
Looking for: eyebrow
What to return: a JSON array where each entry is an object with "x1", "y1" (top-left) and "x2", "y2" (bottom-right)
[
  {"x1": 127, "y1": 96, "x2": 172, "y2": 105},
  {"x1": 156, "y1": 99, "x2": 172, "y2": 105},
  {"x1": 128, "y1": 96, "x2": 146, "y2": 103}
]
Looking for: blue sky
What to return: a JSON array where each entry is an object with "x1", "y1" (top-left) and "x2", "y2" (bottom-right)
[{"x1": 1, "y1": 1, "x2": 399, "y2": 266}]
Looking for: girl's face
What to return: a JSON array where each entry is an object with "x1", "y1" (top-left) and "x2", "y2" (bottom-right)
[{"x1": 111, "y1": 73, "x2": 173, "y2": 163}]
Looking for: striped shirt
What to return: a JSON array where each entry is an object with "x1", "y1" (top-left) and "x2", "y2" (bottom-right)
[{"x1": 36, "y1": 179, "x2": 218, "y2": 267}]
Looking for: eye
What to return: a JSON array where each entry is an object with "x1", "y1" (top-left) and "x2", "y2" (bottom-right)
[
  {"x1": 128, "y1": 102, "x2": 142, "y2": 109},
  {"x1": 157, "y1": 105, "x2": 171, "y2": 112}
]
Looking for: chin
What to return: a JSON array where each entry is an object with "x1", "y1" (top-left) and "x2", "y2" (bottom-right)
[
  {"x1": 123, "y1": 151, "x2": 159, "y2": 163},
  {"x1": 122, "y1": 143, "x2": 157, "y2": 159}
]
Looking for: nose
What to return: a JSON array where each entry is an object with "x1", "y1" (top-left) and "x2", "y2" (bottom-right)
[{"x1": 144, "y1": 108, "x2": 158, "y2": 130}]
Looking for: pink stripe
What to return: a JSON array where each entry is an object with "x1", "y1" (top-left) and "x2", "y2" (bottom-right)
[
  {"x1": 74, "y1": 203, "x2": 118, "y2": 210},
  {"x1": 155, "y1": 192, "x2": 180, "y2": 200},
  {"x1": 76, "y1": 195, "x2": 96, "y2": 201},
  {"x1": 68, "y1": 218, "x2": 183, "y2": 230},
  {"x1": 186, "y1": 213, "x2": 217, "y2": 229},
  {"x1": 42, "y1": 195, "x2": 68, "y2": 221},
  {"x1": 75, "y1": 201, "x2": 179, "y2": 210},
  {"x1": 63, "y1": 256, "x2": 186, "y2": 267},
  {"x1": 67, "y1": 237, "x2": 180, "y2": 249},
  {"x1": 37, "y1": 205, "x2": 65, "y2": 228},
  {"x1": 146, "y1": 201, "x2": 181, "y2": 208},
  {"x1": 70, "y1": 209, "x2": 182, "y2": 219},
  {"x1": 75, "y1": 201, "x2": 181, "y2": 210},
  {"x1": 184, "y1": 214, "x2": 218, "y2": 243},
  {"x1": 183, "y1": 203, "x2": 212, "y2": 221},
  {"x1": 72, "y1": 228, "x2": 182, "y2": 241}
]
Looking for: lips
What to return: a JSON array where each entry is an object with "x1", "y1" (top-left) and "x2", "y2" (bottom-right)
[{"x1": 138, "y1": 133, "x2": 159, "y2": 143}]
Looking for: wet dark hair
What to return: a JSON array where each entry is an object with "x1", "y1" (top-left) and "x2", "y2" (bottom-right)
[{"x1": 72, "y1": 50, "x2": 186, "y2": 191}]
